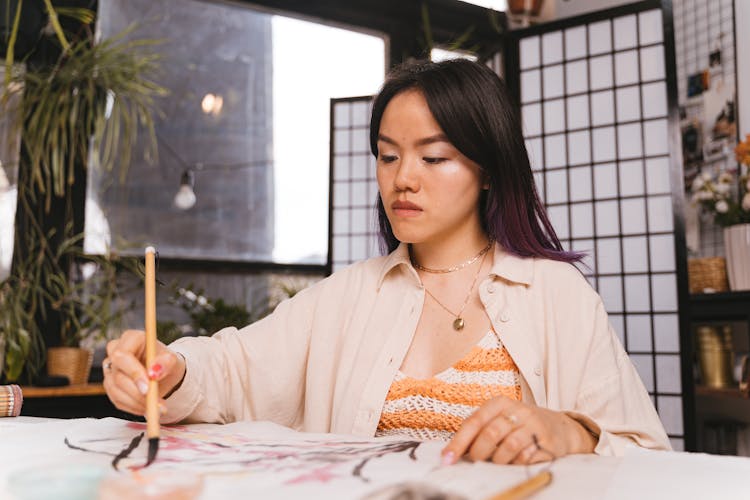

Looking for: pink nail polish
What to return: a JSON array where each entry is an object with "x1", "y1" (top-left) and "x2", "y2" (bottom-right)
[
  {"x1": 441, "y1": 451, "x2": 455, "y2": 466},
  {"x1": 148, "y1": 363, "x2": 163, "y2": 380}
]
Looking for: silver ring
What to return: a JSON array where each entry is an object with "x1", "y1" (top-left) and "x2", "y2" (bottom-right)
[
  {"x1": 103, "y1": 360, "x2": 113, "y2": 372},
  {"x1": 504, "y1": 413, "x2": 519, "y2": 425}
]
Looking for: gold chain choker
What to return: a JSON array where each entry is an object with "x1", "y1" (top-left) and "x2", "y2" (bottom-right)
[{"x1": 412, "y1": 240, "x2": 493, "y2": 274}]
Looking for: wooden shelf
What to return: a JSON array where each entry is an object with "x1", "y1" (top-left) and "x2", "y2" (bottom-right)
[
  {"x1": 695, "y1": 385, "x2": 747, "y2": 399},
  {"x1": 688, "y1": 291, "x2": 750, "y2": 322},
  {"x1": 19, "y1": 383, "x2": 106, "y2": 398}
]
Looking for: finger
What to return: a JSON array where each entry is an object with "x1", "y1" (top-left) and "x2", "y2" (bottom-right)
[
  {"x1": 158, "y1": 398, "x2": 169, "y2": 416},
  {"x1": 113, "y1": 369, "x2": 148, "y2": 408},
  {"x1": 110, "y1": 350, "x2": 149, "y2": 395},
  {"x1": 101, "y1": 357, "x2": 113, "y2": 376},
  {"x1": 105, "y1": 338, "x2": 119, "y2": 358},
  {"x1": 148, "y1": 351, "x2": 177, "y2": 382},
  {"x1": 511, "y1": 443, "x2": 539, "y2": 465},
  {"x1": 116, "y1": 330, "x2": 147, "y2": 361},
  {"x1": 491, "y1": 427, "x2": 532, "y2": 465},
  {"x1": 442, "y1": 397, "x2": 510, "y2": 464},
  {"x1": 526, "y1": 441, "x2": 555, "y2": 464},
  {"x1": 467, "y1": 415, "x2": 514, "y2": 462},
  {"x1": 104, "y1": 374, "x2": 146, "y2": 416}
]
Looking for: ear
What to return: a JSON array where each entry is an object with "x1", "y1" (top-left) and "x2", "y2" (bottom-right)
[{"x1": 480, "y1": 171, "x2": 490, "y2": 190}]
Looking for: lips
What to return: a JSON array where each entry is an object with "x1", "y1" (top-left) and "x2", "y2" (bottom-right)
[
  {"x1": 391, "y1": 200, "x2": 423, "y2": 218},
  {"x1": 392, "y1": 200, "x2": 422, "y2": 211}
]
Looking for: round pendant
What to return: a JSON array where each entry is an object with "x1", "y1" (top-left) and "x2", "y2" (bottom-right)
[{"x1": 453, "y1": 317, "x2": 465, "y2": 331}]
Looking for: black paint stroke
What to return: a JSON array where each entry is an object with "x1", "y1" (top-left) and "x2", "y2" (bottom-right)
[
  {"x1": 112, "y1": 432, "x2": 145, "y2": 470},
  {"x1": 352, "y1": 441, "x2": 422, "y2": 482},
  {"x1": 66, "y1": 433, "x2": 147, "y2": 471},
  {"x1": 66, "y1": 431, "x2": 423, "y2": 484},
  {"x1": 64, "y1": 437, "x2": 116, "y2": 458}
]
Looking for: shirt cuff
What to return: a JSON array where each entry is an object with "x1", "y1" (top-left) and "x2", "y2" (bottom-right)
[
  {"x1": 160, "y1": 345, "x2": 202, "y2": 424},
  {"x1": 562, "y1": 410, "x2": 608, "y2": 454}
]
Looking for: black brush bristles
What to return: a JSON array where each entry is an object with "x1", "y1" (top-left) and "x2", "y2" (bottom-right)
[{"x1": 146, "y1": 437, "x2": 159, "y2": 466}]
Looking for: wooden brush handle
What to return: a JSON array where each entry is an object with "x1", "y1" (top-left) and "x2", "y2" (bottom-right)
[{"x1": 145, "y1": 247, "x2": 159, "y2": 438}]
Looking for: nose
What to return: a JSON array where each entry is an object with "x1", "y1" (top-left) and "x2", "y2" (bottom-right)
[{"x1": 393, "y1": 154, "x2": 420, "y2": 193}]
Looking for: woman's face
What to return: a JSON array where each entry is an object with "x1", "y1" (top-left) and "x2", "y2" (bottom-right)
[{"x1": 376, "y1": 89, "x2": 485, "y2": 246}]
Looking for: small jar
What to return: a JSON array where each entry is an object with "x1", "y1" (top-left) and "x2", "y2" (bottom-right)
[{"x1": 0, "y1": 384, "x2": 23, "y2": 417}]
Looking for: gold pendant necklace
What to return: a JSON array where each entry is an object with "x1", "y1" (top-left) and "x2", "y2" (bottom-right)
[{"x1": 421, "y1": 249, "x2": 488, "y2": 331}]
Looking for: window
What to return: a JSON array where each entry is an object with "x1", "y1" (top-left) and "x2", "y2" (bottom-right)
[{"x1": 86, "y1": 0, "x2": 384, "y2": 265}]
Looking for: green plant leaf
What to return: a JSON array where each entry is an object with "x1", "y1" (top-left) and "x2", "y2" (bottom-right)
[
  {"x1": 3, "y1": 0, "x2": 22, "y2": 93},
  {"x1": 54, "y1": 7, "x2": 95, "y2": 25},
  {"x1": 42, "y1": 0, "x2": 70, "y2": 51}
]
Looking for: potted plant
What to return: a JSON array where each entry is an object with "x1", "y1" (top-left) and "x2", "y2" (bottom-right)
[
  {"x1": 45, "y1": 236, "x2": 143, "y2": 385},
  {"x1": 0, "y1": 223, "x2": 142, "y2": 384},
  {"x1": 0, "y1": 2, "x2": 165, "y2": 383},
  {"x1": 0, "y1": 232, "x2": 46, "y2": 383},
  {"x1": 690, "y1": 134, "x2": 750, "y2": 291}
]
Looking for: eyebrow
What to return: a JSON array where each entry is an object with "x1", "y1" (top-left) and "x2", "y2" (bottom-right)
[{"x1": 377, "y1": 133, "x2": 450, "y2": 147}]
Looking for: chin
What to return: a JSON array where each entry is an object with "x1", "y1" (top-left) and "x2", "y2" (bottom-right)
[{"x1": 389, "y1": 227, "x2": 425, "y2": 245}]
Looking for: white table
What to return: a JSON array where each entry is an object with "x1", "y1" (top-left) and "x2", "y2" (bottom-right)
[{"x1": 1, "y1": 417, "x2": 748, "y2": 500}]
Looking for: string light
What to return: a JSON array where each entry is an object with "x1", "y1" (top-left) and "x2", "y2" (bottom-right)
[{"x1": 173, "y1": 169, "x2": 196, "y2": 210}]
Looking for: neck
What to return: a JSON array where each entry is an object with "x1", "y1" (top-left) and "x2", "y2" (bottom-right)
[{"x1": 410, "y1": 230, "x2": 490, "y2": 271}]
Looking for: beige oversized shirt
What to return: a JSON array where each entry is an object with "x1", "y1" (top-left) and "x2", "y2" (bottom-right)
[{"x1": 164, "y1": 243, "x2": 670, "y2": 455}]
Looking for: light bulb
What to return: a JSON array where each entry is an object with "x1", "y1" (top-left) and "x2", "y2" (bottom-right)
[
  {"x1": 201, "y1": 93, "x2": 223, "y2": 116},
  {"x1": 173, "y1": 170, "x2": 196, "y2": 210}
]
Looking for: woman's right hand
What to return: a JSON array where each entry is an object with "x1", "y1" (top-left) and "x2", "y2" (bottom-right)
[{"x1": 102, "y1": 329, "x2": 186, "y2": 416}]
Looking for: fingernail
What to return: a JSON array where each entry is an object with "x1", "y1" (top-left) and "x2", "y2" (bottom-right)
[
  {"x1": 441, "y1": 451, "x2": 455, "y2": 466},
  {"x1": 137, "y1": 379, "x2": 149, "y2": 395},
  {"x1": 148, "y1": 363, "x2": 163, "y2": 380},
  {"x1": 159, "y1": 404, "x2": 167, "y2": 415}
]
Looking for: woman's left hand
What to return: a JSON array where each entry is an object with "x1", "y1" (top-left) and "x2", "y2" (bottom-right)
[{"x1": 441, "y1": 396, "x2": 597, "y2": 465}]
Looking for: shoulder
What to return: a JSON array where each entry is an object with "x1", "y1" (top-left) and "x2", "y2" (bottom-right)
[
  {"x1": 527, "y1": 257, "x2": 600, "y2": 308},
  {"x1": 326, "y1": 255, "x2": 391, "y2": 284},
  {"x1": 530, "y1": 257, "x2": 588, "y2": 286},
  {"x1": 295, "y1": 254, "x2": 391, "y2": 299}
]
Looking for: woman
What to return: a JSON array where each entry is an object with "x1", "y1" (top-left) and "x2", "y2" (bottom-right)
[{"x1": 103, "y1": 59, "x2": 669, "y2": 465}]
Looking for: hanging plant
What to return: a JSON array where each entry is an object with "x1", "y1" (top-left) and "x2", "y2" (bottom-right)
[
  {"x1": 0, "y1": 1, "x2": 166, "y2": 382},
  {"x1": 2, "y1": 0, "x2": 167, "y2": 210}
]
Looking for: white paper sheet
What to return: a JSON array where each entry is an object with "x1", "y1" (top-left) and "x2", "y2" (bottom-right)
[{"x1": 0, "y1": 418, "x2": 531, "y2": 500}]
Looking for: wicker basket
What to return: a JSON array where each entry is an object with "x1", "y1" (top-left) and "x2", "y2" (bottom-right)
[
  {"x1": 688, "y1": 257, "x2": 729, "y2": 294},
  {"x1": 47, "y1": 347, "x2": 93, "y2": 385}
]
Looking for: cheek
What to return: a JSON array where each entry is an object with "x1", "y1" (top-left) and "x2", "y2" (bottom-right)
[
  {"x1": 434, "y1": 170, "x2": 483, "y2": 201},
  {"x1": 376, "y1": 169, "x2": 390, "y2": 194}
]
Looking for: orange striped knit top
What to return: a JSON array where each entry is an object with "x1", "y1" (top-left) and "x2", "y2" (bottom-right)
[{"x1": 376, "y1": 330, "x2": 522, "y2": 441}]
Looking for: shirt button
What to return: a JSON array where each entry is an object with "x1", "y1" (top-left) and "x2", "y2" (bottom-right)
[
  {"x1": 534, "y1": 366, "x2": 542, "y2": 376},
  {"x1": 487, "y1": 283, "x2": 496, "y2": 293},
  {"x1": 500, "y1": 313, "x2": 510, "y2": 322}
]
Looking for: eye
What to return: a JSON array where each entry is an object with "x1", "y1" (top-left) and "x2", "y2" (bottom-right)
[
  {"x1": 379, "y1": 154, "x2": 398, "y2": 164},
  {"x1": 423, "y1": 157, "x2": 446, "y2": 164}
]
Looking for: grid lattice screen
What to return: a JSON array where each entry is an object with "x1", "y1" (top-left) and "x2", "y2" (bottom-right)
[
  {"x1": 673, "y1": 0, "x2": 737, "y2": 257},
  {"x1": 330, "y1": 97, "x2": 380, "y2": 272},
  {"x1": 517, "y1": 7, "x2": 684, "y2": 450}
]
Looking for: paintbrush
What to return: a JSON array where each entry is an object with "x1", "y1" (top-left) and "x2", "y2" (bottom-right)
[
  {"x1": 144, "y1": 246, "x2": 160, "y2": 466},
  {"x1": 484, "y1": 469, "x2": 552, "y2": 500}
]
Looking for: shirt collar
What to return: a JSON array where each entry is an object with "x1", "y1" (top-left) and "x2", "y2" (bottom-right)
[
  {"x1": 376, "y1": 242, "x2": 534, "y2": 289},
  {"x1": 487, "y1": 243, "x2": 533, "y2": 286},
  {"x1": 376, "y1": 243, "x2": 415, "y2": 290}
]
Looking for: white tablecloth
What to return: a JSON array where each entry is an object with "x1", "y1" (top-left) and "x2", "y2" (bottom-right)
[{"x1": 1, "y1": 417, "x2": 748, "y2": 500}]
